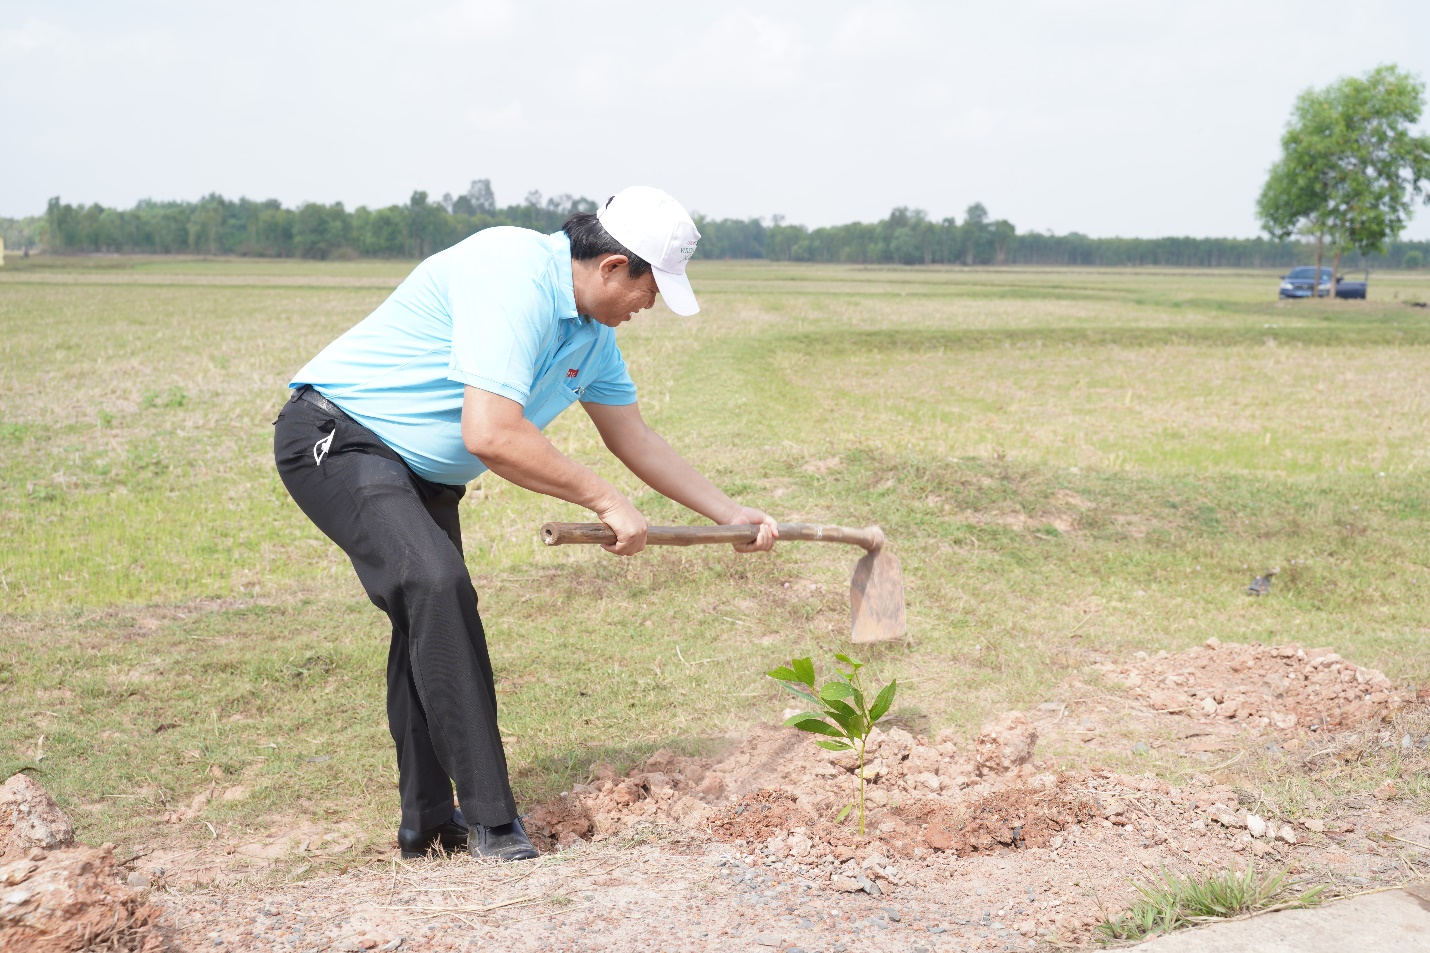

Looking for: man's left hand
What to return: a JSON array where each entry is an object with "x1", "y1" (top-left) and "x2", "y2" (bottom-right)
[{"x1": 723, "y1": 506, "x2": 779, "y2": 553}]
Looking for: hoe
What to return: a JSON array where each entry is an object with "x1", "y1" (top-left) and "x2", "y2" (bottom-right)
[{"x1": 539, "y1": 522, "x2": 907, "y2": 643}]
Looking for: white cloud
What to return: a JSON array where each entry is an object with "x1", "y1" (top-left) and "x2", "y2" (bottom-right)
[
  {"x1": 465, "y1": 100, "x2": 523, "y2": 131},
  {"x1": 830, "y1": 3, "x2": 914, "y2": 58},
  {"x1": 684, "y1": 9, "x2": 808, "y2": 88},
  {"x1": 404, "y1": 0, "x2": 516, "y2": 44},
  {"x1": 0, "y1": 16, "x2": 59, "y2": 54}
]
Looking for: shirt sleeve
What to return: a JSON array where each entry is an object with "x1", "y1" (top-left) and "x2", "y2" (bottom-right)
[
  {"x1": 445, "y1": 240, "x2": 556, "y2": 405},
  {"x1": 580, "y1": 328, "x2": 639, "y2": 406}
]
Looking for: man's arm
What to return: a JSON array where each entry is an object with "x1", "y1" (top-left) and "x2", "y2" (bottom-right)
[
  {"x1": 581, "y1": 400, "x2": 777, "y2": 553},
  {"x1": 461, "y1": 386, "x2": 648, "y2": 555}
]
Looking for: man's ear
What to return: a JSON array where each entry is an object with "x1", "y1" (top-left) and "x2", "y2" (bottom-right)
[{"x1": 597, "y1": 254, "x2": 630, "y2": 279}]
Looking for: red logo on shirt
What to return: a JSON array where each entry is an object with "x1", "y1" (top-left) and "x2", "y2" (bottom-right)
[{"x1": 566, "y1": 368, "x2": 578, "y2": 378}]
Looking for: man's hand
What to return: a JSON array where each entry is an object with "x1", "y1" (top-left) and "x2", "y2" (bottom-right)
[
  {"x1": 723, "y1": 505, "x2": 779, "y2": 553},
  {"x1": 596, "y1": 495, "x2": 648, "y2": 556}
]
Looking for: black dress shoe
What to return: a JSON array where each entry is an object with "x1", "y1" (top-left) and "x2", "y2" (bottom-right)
[
  {"x1": 398, "y1": 808, "x2": 469, "y2": 859},
  {"x1": 469, "y1": 816, "x2": 539, "y2": 862}
]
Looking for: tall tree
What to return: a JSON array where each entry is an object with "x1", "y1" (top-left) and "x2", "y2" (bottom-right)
[{"x1": 1259, "y1": 65, "x2": 1430, "y2": 294}]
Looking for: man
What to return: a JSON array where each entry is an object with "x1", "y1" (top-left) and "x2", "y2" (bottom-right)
[{"x1": 273, "y1": 186, "x2": 777, "y2": 862}]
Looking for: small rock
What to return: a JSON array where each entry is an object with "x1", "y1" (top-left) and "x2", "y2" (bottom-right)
[
  {"x1": 1245, "y1": 814, "x2": 1268, "y2": 838},
  {"x1": 376, "y1": 939, "x2": 404, "y2": 952},
  {"x1": 1049, "y1": 835, "x2": 1063, "y2": 850},
  {"x1": 1214, "y1": 809, "x2": 1246, "y2": 829},
  {"x1": 974, "y1": 712, "x2": 1038, "y2": 776},
  {"x1": 357, "y1": 939, "x2": 379, "y2": 950},
  {"x1": 3, "y1": 861, "x2": 39, "y2": 886},
  {"x1": 1148, "y1": 690, "x2": 1186, "y2": 712},
  {"x1": 1276, "y1": 824, "x2": 1297, "y2": 845},
  {"x1": 859, "y1": 876, "x2": 882, "y2": 896},
  {"x1": 1204, "y1": 637, "x2": 1221, "y2": 649},
  {"x1": 831, "y1": 876, "x2": 861, "y2": 892},
  {"x1": 1373, "y1": 779, "x2": 1398, "y2": 801},
  {"x1": 926, "y1": 828, "x2": 955, "y2": 851},
  {"x1": 914, "y1": 772, "x2": 942, "y2": 792},
  {"x1": 1250, "y1": 840, "x2": 1275, "y2": 857},
  {"x1": 0, "y1": 774, "x2": 76, "y2": 855},
  {"x1": 754, "y1": 934, "x2": 781, "y2": 947},
  {"x1": 126, "y1": 871, "x2": 150, "y2": 889},
  {"x1": 1303, "y1": 818, "x2": 1326, "y2": 833}
]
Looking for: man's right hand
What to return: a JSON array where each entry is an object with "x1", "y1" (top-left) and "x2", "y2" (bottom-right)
[{"x1": 596, "y1": 496, "x2": 648, "y2": 556}]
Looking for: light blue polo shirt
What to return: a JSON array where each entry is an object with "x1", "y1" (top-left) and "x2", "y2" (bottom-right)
[{"x1": 290, "y1": 228, "x2": 637, "y2": 485}]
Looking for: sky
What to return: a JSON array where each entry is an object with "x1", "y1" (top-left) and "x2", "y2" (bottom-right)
[{"x1": 4, "y1": 0, "x2": 1430, "y2": 239}]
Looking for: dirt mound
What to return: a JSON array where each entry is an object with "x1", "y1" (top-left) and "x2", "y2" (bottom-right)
[
  {"x1": 1099, "y1": 639, "x2": 1416, "y2": 732},
  {"x1": 0, "y1": 775, "x2": 164, "y2": 953},
  {"x1": 525, "y1": 715, "x2": 1066, "y2": 870},
  {"x1": 523, "y1": 637, "x2": 1426, "y2": 909},
  {"x1": 708, "y1": 790, "x2": 815, "y2": 844},
  {"x1": 917, "y1": 778, "x2": 1098, "y2": 853}
]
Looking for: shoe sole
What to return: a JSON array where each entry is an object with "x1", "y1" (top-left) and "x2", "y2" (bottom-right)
[{"x1": 469, "y1": 848, "x2": 539, "y2": 862}]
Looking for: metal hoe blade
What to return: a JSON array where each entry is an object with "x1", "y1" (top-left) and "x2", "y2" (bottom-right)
[{"x1": 849, "y1": 546, "x2": 907, "y2": 643}]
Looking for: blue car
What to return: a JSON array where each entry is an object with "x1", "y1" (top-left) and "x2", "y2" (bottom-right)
[
  {"x1": 1279, "y1": 266, "x2": 1332, "y2": 298},
  {"x1": 1278, "y1": 267, "x2": 1368, "y2": 299}
]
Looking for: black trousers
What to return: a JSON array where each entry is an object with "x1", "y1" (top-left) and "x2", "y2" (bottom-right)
[{"x1": 273, "y1": 388, "x2": 517, "y2": 830}]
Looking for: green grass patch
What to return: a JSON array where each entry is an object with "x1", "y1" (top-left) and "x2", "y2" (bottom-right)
[{"x1": 1096, "y1": 863, "x2": 1325, "y2": 942}]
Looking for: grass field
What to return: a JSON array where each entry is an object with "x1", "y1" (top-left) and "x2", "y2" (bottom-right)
[{"x1": 2, "y1": 254, "x2": 1429, "y2": 854}]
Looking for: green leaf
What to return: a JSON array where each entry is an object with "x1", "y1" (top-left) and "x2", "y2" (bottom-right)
[
  {"x1": 790, "y1": 657, "x2": 816, "y2": 688},
  {"x1": 833, "y1": 653, "x2": 863, "y2": 671},
  {"x1": 823, "y1": 703, "x2": 862, "y2": 737},
  {"x1": 791, "y1": 719, "x2": 846, "y2": 739},
  {"x1": 835, "y1": 804, "x2": 853, "y2": 824},
  {"x1": 850, "y1": 685, "x2": 867, "y2": 717},
  {"x1": 819, "y1": 681, "x2": 855, "y2": 702},
  {"x1": 815, "y1": 739, "x2": 853, "y2": 751},
  {"x1": 869, "y1": 678, "x2": 898, "y2": 723},
  {"x1": 776, "y1": 681, "x2": 821, "y2": 708},
  {"x1": 766, "y1": 666, "x2": 799, "y2": 682},
  {"x1": 782, "y1": 712, "x2": 820, "y2": 727}
]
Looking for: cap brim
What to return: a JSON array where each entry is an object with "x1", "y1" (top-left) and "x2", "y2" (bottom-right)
[{"x1": 653, "y1": 268, "x2": 699, "y2": 316}]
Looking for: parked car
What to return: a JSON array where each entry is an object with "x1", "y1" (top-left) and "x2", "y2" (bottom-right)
[{"x1": 1278, "y1": 266, "x2": 1367, "y2": 299}]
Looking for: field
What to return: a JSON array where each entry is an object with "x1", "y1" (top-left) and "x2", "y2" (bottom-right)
[{"x1": 2, "y1": 256, "x2": 1430, "y2": 946}]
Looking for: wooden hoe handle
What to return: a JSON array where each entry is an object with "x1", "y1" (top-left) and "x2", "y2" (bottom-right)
[{"x1": 540, "y1": 522, "x2": 885, "y2": 552}]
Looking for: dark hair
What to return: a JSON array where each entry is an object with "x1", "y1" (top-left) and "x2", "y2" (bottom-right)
[{"x1": 561, "y1": 211, "x2": 652, "y2": 279}]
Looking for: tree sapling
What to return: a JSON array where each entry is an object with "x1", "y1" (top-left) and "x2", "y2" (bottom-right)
[{"x1": 766, "y1": 653, "x2": 897, "y2": 835}]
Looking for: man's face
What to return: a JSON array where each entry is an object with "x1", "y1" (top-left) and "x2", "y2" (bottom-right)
[{"x1": 585, "y1": 258, "x2": 659, "y2": 328}]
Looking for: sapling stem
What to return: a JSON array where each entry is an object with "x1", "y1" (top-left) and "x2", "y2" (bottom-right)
[{"x1": 857, "y1": 736, "x2": 867, "y2": 835}]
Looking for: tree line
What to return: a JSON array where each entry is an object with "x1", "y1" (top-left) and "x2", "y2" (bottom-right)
[{"x1": 6, "y1": 179, "x2": 1429, "y2": 269}]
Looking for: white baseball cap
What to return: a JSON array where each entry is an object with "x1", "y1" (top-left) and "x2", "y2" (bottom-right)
[{"x1": 596, "y1": 186, "x2": 701, "y2": 315}]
